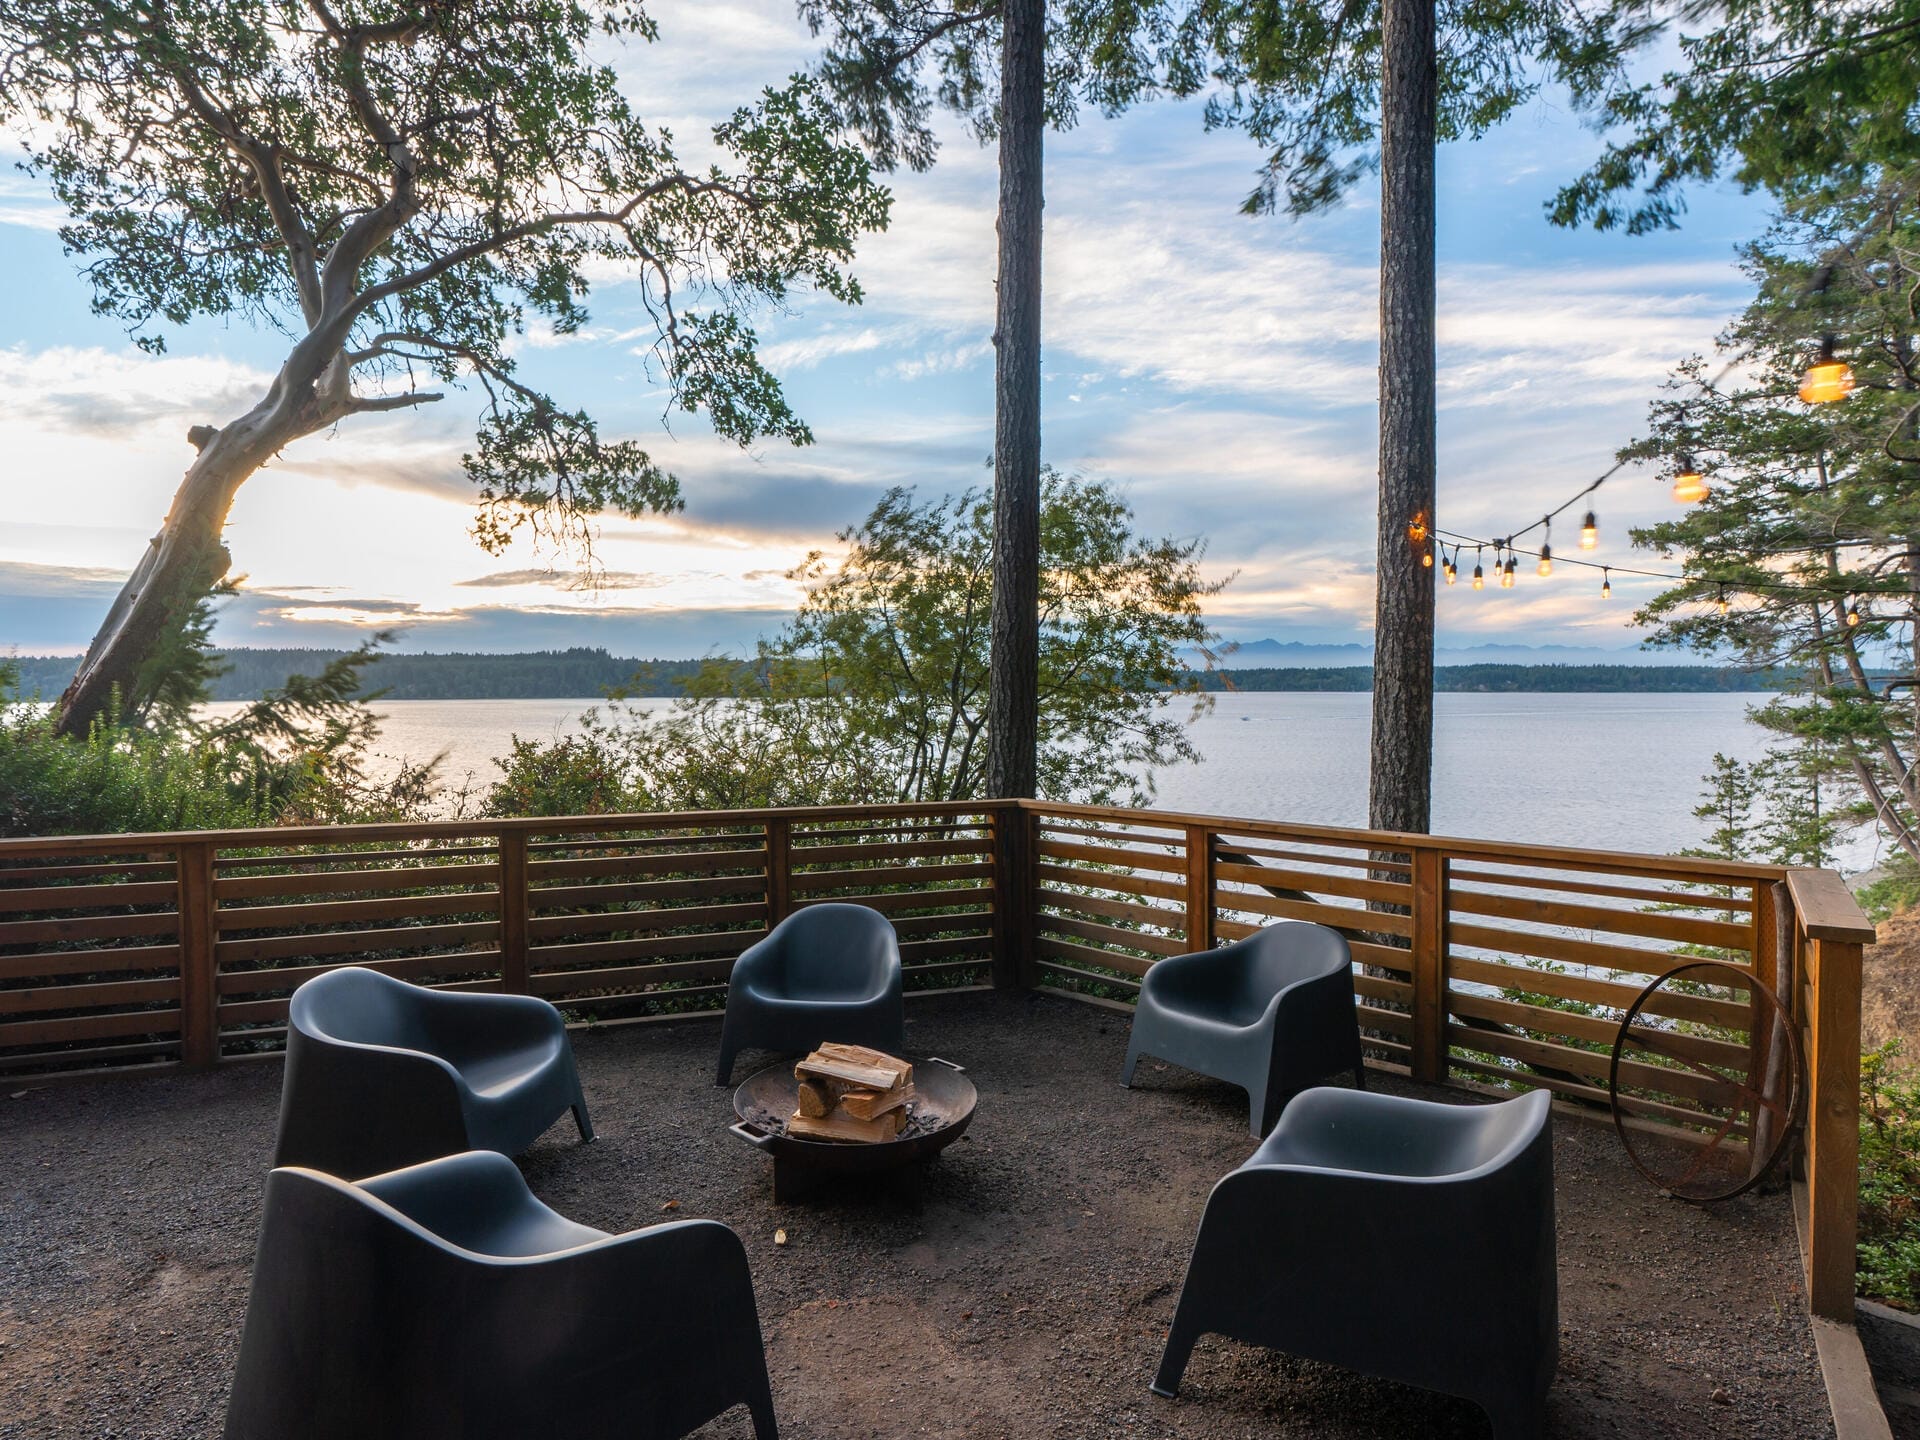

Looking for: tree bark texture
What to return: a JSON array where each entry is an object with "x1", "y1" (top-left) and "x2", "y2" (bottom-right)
[
  {"x1": 985, "y1": 0, "x2": 1046, "y2": 800},
  {"x1": 53, "y1": 385, "x2": 323, "y2": 737},
  {"x1": 1368, "y1": 0, "x2": 1439, "y2": 835}
]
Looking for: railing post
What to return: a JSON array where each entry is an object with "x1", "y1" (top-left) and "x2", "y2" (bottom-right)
[
  {"x1": 1748, "y1": 880, "x2": 1789, "y2": 1180},
  {"x1": 1806, "y1": 930, "x2": 1865, "y2": 1319},
  {"x1": 176, "y1": 841, "x2": 218, "y2": 1070},
  {"x1": 1407, "y1": 847, "x2": 1448, "y2": 1084},
  {"x1": 498, "y1": 830, "x2": 529, "y2": 995},
  {"x1": 1184, "y1": 824, "x2": 1214, "y2": 953},
  {"x1": 765, "y1": 815, "x2": 792, "y2": 928},
  {"x1": 990, "y1": 803, "x2": 1034, "y2": 991}
]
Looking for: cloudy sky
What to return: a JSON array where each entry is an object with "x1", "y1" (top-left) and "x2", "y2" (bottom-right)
[{"x1": 0, "y1": 2, "x2": 1770, "y2": 661}]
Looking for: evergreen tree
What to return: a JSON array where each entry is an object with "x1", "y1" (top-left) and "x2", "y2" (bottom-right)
[{"x1": 1624, "y1": 161, "x2": 1920, "y2": 862}]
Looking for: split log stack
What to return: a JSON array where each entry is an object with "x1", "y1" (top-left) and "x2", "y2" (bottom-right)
[{"x1": 789, "y1": 1044, "x2": 915, "y2": 1142}]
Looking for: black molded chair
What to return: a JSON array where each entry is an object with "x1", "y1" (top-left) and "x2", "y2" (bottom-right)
[
  {"x1": 275, "y1": 966, "x2": 592, "y2": 1180},
  {"x1": 715, "y1": 902, "x2": 903, "y2": 1084},
  {"x1": 1121, "y1": 921, "x2": 1362, "y2": 1135},
  {"x1": 225, "y1": 1151, "x2": 777, "y2": 1440},
  {"x1": 1153, "y1": 1087, "x2": 1558, "y2": 1439}
]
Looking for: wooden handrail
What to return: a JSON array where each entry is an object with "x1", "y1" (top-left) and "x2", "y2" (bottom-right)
[{"x1": 1787, "y1": 868, "x2": 1878, "y2": 945}]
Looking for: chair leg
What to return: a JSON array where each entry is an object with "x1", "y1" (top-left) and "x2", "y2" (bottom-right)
[
  {"x1": 1120, "y1": 1037, "x2": 1143, "y2": 1088},
  {"x1": 715, "y1": 1042, "x2": 737, "y2": 1087},
  {"x1": 1352, "y1": 1059, "x2": 1368, "y2": 1091},
  {"x1": 745, "y1": 1382, "x2": 779, "y2": 1440},
  {"x1": 1150, "y1": 1312, "x2": 1202, "y2": 1399},
  {"x1": 570, "y1": 1094, "x2": 595, "y2": 1143}
]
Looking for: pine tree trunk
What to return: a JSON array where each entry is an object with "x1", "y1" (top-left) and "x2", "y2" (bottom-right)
[
  {"x1": 985, "y1": 0, "x2": 1045, "y2": 801},
  {"x1": 53, "y1": 403, "x2": 298, "y2": 737},
  {"x1": 1368, "y1": 0, "x2": 1438, "y2": 835}
]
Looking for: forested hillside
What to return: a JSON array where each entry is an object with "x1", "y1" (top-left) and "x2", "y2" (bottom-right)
[{"x1": 6, "y1": 650, "x2": 1789, "y2": 700}]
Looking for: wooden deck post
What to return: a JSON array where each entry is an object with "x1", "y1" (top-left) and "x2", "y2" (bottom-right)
[
  {"x1": 1807, "y1": 930, "x2": 1867, "y2": 1319},
  {"x1": 498, "y1": 830, "x2": 529, "y2": 995},
  {"x1": 1184, "y1": 824, "x2": 1214, "y2": 953},
  {"x1": 1409, "y1": 847, "x2": 1447, "y2": 1084},
  {"x1": 1788, "y1": 867, "x2": 1875, "y2": 1320},
  {"x1": 175, "y1": 841, "x2": 218, "y2": 1070},
  {"x1": 990, "y1": 803, "x2": 1034, "y2": 991},
  {"x1": 765, "y1": 815, "x2": 793, "y2": 928}
]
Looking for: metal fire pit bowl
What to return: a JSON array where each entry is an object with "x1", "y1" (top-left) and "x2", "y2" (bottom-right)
[{"x1": 729, "y1": 1055, "x2": 976, "y2": 1202}]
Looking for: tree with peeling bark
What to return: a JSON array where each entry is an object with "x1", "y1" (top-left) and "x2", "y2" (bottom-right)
[
  {"x1": 0, "y1": 1, "x2": 889, "y2": 738},
  {"x1": 797, "y1": 1, "x2": 1182, "y2": 800}
]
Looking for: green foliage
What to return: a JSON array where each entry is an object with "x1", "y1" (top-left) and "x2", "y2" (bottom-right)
[
  {"x1": 1161, "y1": 0, "x2": 1622, "y2": 216},
  {"x1": 487, "y1": 470, "x2": 1222, "y2": 815},
  {"x1": 1858, "y1": 854, "x2": 1920, "y2": 923},
  {"x1": 1625, "y1": 162, "x2": 1920, "y2": 865},
  {"x1": 1682, "y1": 748, "x2": 1840, "y2": 869},
  {"x1": 0, "y1": 633, "x2": 439, "y2": 837},
  {"x1": 1860, "y1": 1041, "x2": 1920, "y2": 1309},
  {"x1": 1552, "y1": 0, "x2": 1920, "y2": 233},
  {"x1": 0, "y1": 1, "x2": 890, "y2": 553},
  {"x1": 801, "y1": 1, "x2": 1627, "y2": 214}
]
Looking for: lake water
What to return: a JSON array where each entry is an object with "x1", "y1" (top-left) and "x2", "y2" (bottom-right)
[{"x1": 202, "y1": 691, "x2": 1880, "y2": 868}]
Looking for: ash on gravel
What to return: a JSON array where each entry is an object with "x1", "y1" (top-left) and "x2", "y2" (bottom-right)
[{"x1": 1, "y1": 990, "x2": 1832, "y2": 1439}]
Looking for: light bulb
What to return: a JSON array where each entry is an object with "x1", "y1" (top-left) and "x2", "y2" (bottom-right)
[
  {"x1": 1422, "y1": 548, "x2": 1434, "y2": 568},
  {"x1": 1579, "y1": 511, "x2": 1599, "y2": 549},
  {"x1": 1501, "y1": 558, "x2": 1516, "y2": 589},
  {"x1": 1800, "y1": 337, "x2": 1855, "y2": 404},
  {"x1": 1600, "y1": 570, "x2": 1612, "y2": 599},
  {"x1": 1537, "y1": 544, "x2": 1553, "y2": 577},
  {"x1": 1471, "y1": 564, "x2": 1484, "y2": 591},
  {"x1": 1444, "y1": 558, "x2": 1457, "y2": 585},
  {"x1": 1846, "y1": 601, "x2": 1862, "y2": 627},
  {"x1": 1672, "y1": 455, "x2": 1708, "y2": 504},
  {"x1": 1717, "y1": 589, "x2": 1730, "y2": 615}
]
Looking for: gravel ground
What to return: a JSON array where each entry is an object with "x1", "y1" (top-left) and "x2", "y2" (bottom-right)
[{"x1": 1, "y1": 989, "x2": 1832, "y2": 1439}]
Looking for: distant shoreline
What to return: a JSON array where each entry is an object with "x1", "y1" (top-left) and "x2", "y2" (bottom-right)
[{"x1": 6, "y1": 647, "x2": 1787, "y2": 700}]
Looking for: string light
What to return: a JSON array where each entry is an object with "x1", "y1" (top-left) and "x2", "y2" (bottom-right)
[
  {"x1": 1579, "y1": 510, "x2": 1599, "y2": 550},
  {"x1": 1799, "y1": 336, "x2": 1855, "y2": 405},
  {"x1": 1422, "y1": 545, "x2": 1434, "y2": 568},
  {"x1": 1501, "y1": 554, "x2": 1517, "y2": 588},
  {"x1": 1716, "y1": 585, "x2": 1729, "y2": 616},
  {"x1": 1408, "y1": 513, "x2": 1430, "y2": 546},
  {"x1": 1671, "y1": 455, "x2": 1708, "y2": 504},
  {"x1": 1471, "y1": 545, "x2": 1485, "y2": 590},
  {"x1": 1600, "y1": 568, "x2": 1612, "y2": 599},
  {"x1": 1846, "y1": 598, "x2": 1862, "y2": 627},
  {"x1": 1443, "y1": 546, "x2": 1457, "y2": 585}
]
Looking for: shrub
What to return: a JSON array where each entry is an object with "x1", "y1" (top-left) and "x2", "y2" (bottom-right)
[{"x1": 1859, "y1": 1041, "x2": 1920, "y2": 1309}]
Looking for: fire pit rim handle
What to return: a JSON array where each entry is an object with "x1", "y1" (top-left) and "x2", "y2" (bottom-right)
[
  {"x1": 925, "y1": 1056, "x2": 965, "y2": 1073},
  {"x1": 729, "y1": 1120, "x2": 777, "y2": 1150}
]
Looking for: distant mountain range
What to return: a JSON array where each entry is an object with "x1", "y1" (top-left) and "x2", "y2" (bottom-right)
[
  {"x1": 5, "y1": 644, "x2": 1784, "y2": 702},
  {"x1": 1204, "y1": 638, "x2": 1700, "y2": 668}
]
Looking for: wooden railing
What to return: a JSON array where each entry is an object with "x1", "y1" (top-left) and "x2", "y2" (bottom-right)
[{"x1": 0, "y1": 799, "x2": 1872, "y2": 1315}]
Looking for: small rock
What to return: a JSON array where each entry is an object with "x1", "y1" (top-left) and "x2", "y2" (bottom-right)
[
  {"x1": 659, "y1": 1199, "x2": 679, "y2": 1211},
  {"x1": 773, "y1": 1228, "x2": 788, "y2": 1247},
  {"x1": 1711, "y1": 1387, "x2": 1732, "y2": 1405}
]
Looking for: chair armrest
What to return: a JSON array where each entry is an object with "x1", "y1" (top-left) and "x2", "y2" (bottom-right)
[
  {"x1": 416, "y1": 987, "x2": 566, "y2": 1050},
  {"x1": 1139, "y1": 946, "x2": 1224, "y2": 1003},
  {"x1": 727, "y1": 931, "x2": 780, "y2": 989},
  {"x1": 359, "y1": 1150, "x2": 531, "y2": 1225}
]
